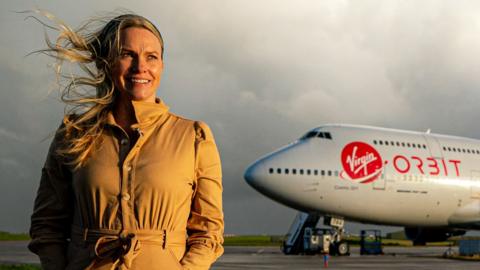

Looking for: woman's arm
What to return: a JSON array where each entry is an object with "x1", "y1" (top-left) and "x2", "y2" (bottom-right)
[
  {"x1": 29, "y1": 130, "x2": 73, "y2": 270},
  {"x1": 181, "y1": 121, "x2": 224, "y2": 270}
]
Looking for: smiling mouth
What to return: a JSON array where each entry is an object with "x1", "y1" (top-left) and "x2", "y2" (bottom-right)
[{"x1": 130, "y1": 78, "x2": 151, "y2": 84}]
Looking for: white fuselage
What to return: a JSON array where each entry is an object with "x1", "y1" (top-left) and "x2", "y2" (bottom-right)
[{"x1": 244, "y1": 124, "x2": 480, "y2": 229}]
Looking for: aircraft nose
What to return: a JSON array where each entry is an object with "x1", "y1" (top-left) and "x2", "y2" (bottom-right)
[
  {"x1": 244, "y1": 141, "x2": 317, "y2": 212},
  {"x1": 244, "y1": 159, "x2": 265, "y2": 189}
]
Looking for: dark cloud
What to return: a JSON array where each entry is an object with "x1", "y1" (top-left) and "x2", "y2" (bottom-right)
[{"x1": 1, "y1": 1, "x2": 479, "y2": 235}]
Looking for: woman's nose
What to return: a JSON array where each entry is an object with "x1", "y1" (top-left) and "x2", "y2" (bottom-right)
[{"x1": 131, "y1": 57, "x2": 147, "y2": 73}]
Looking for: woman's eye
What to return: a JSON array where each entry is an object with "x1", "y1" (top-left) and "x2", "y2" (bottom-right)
[{"x1": 120, "y1": 52, "x2": 133, "y2": 58}]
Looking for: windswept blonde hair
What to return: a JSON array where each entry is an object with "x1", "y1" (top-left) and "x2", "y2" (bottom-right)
[{"x1": 34, "y1": 10, "x2": 164, "y2": 169}]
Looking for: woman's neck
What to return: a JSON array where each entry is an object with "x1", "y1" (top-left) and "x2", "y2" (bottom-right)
[{"x1": 113, "y1": 96, "x2": 137, "y2": 136}]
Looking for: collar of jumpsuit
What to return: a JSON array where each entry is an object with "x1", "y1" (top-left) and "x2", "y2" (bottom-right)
[{"x1": 107, "y1": 97, "x2": 170, "y2": 130}]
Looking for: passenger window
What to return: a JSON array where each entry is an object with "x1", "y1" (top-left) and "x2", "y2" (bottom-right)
[
  {"x1": 269, "y1": 168, "x2": 273, "y2": 174},
  {"x1": 396, "y1": 142, "x2": 400, "y2": 146},
  {"x1": 300, "y1": 169, "x2": 304, "y2": 175},
  {"x1": 285, "y1": 169, "x2": 289, "y2": 174},
  {"x1": 467, "y1": 149, "x2": 471, "y2": 154},
  {"x1": 448, "y1": 147, "x2": 451, "y2": 151},
  {"x1": 321, "y1": 170, "x2": 325, "y2": 176},
  {"x1": 391, "y1": 141, "x2": 395, "y2": 146},
  {"x1": 292, "y1": 169, "x2": 297, "y2": 175},
  {"x1": 314, "y1": 170, "x2": 318, "y2": 175},
  {"x1": 412, "y1": 144, "x2": 416, "y2": 148},
  {"x1": 307, "y1": 169, "x2": 311, "y2": 175},
  {"x1": 328, "y1": 170, "x2": 332, "y2": 176},
  {"x1": 385, "y1": 141, "x2": 389, "y2": 146},
  {"x1": 407, "y1": 143, "x2": 411, "y2": 147},
  {"x1": 277, "y1": 168, "x2": 281, "y2": 174},
  {"x1": 423, "y1": 144, "x2": 426, "y2": 149},
  {"x1": 401, "y1": 142, "x2": 405, "y2": 147},
  {"x1": 373, "y1": 140, "x2": 377, "y2": 145},
  {"x1": 453, "y1": 148, "x2": 456, "y2": 152},
  {"x1": 443, "y1": 147, "x2": 446, "y2": 151},
  {"x1": 379, "y1": 141, "x2": 383, "y2": 145}
]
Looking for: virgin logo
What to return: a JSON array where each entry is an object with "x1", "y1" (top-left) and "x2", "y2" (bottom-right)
[{"x1": 340, "y1": 142, "x2": 384, "y2": 183}]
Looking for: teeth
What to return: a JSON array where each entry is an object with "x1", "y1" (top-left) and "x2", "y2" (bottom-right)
[{"x1": 131, "y1": 79, "x2": 149, "y2": 84}]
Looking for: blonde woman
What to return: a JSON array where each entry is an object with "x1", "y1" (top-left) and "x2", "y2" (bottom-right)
[{"x1": 29, "y1": 13, "x2": 224, "y2": 270}]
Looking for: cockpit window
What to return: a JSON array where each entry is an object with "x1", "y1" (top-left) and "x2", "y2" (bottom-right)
[
  {"x1": 300, "y1": 131, "x2": 333, "y2": 140},
  {"x1": 318, "y1": 132, "x2": 332, "y2": 140},
  {"x1": 301, "y1": 131, "x2": 318, "y2": 139}
]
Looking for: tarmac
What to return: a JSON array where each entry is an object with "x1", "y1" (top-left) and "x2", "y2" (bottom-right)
[
  {"x1": 212, "y1": 246, "x2": 480, "y2": 270},
  {"x1": 1, "y1": 241, "x2": 479, "y2": 269}
]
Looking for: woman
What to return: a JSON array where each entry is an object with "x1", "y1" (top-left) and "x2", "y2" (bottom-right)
[{"x1": 29, "y1": 13, "x2": 224, "y2": 270}]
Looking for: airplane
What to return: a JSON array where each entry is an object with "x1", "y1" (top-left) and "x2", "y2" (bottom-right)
[{"x1": 244, "y1": 124, "x2": 480, "y2": 255}]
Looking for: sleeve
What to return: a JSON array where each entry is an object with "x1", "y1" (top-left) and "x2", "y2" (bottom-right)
[
  {"x1": 28, "y1": 128, "x2": 73, "y2": 270},
  {"x1": 180, "y1": 121, "x2": 224, "y2": 270}
]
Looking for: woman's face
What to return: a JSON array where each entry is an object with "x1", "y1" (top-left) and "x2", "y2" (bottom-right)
[{"x1": 112, "y1": 27, "x2": 163, "y2": 103}]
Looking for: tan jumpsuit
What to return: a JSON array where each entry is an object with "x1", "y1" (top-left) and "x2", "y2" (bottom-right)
[{"x1": 29, "y1": 100, "x2": 224, "y2": 270}]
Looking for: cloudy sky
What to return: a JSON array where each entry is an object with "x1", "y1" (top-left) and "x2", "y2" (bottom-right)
[{"x1": 1, "y1": 0, "x2": 480, "y2": 235}]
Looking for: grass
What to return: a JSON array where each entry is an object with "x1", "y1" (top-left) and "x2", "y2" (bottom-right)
[
  {"x1": 345, "y1": 235, "x2": 453, "y2": 247},
  {"x1": 224, "y1": 235, "x2": 283, "y2": 246},
  {"x1": 224, "y1": 234, "x2": 454, "y2": 247},
  {"x1": 0, "y1": 265, "x2": 40, "y2": 270},
  {"x1": 0, "y1": 232, "x2": 29, "y2": 241},
  {"x1": 447, "y1": 254, "x2": 480, "y2": 261},
  {"x1": 0, "y1": 230, "x2": 455, "y2": 247},
  {"x1": 344, "y1": 236, "x2": 414, "y2": 247}
]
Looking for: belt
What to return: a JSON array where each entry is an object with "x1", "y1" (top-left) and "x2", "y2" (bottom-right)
[{"x1": 71, "y1": 226, "x2": 186, "y2": 270}]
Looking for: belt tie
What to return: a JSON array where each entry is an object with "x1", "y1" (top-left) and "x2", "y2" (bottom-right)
[
  {"x1": 71, "y1": 226, "x2": 184, "y2": 270},
  {"x1": 93, "y1": 232, "x2": 141, "y2": 269}
]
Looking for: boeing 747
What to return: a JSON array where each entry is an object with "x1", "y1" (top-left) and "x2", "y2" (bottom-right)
[{"x1": 245, "y1": 124, "x2": 479, "y2": 255}]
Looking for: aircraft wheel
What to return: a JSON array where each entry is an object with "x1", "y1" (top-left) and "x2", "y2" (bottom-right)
[{"x1": 336, "y1": 241, "x2": 350, "y2": 256}]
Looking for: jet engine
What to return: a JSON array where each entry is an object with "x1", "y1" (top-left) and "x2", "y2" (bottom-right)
[{"x1": 404, "y1": 227, "x2": 466, "y2": 245}]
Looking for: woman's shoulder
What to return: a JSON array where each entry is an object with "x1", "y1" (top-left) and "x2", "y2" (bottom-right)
[
  {"x1": 166, "y1": 112, "x2": 210, "y2": 128},
  {"x1": 166, "y1": 112, "x2": 214, "y2": 140}
]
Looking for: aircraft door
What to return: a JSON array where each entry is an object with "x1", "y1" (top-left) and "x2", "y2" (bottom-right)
[
  {"x1": 423, "y1": 135, "x2": 444, "y2": 159},
  {"x1": 470, "y1": 171, "x2": 480, "y2": 199}
]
